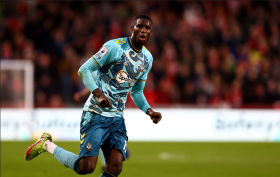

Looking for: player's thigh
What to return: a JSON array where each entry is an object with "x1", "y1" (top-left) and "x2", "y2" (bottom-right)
[{"x1": 104, "y1": 148, "x2": 124, "y2": 175}]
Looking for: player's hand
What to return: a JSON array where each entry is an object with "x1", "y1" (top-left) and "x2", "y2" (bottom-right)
[
  {"x1": 147, "y1": 108, "x2": 162, "y2": 124},
  {"x1": 98, "y1": 95, "x2": 113, "y2": 108},
  {"x1": 93, "y1": 88, "x2": 113, "y2": 108}
]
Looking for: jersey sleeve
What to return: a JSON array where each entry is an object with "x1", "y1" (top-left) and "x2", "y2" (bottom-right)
[
  {"x1": 130, "y1": 80, "x2": 151, "y2": 114},
  {"x1": 78, "y1": 40, "x2": 120, "y2": 92},
  {"x1": 78, "y1": 59, "x2": 99, "y2": 92},
  {"x1": 91, "y1": 41, "x2": 120, "y2": 68}
]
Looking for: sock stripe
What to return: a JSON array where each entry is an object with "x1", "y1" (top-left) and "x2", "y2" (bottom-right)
[{"x1": 105, "y1": 169, "x2": 117, "y2": 177}]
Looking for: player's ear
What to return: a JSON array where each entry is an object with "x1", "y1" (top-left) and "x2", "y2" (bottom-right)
[{"x1": 131, "y1": 25, "x2": 134, "y2": 31}]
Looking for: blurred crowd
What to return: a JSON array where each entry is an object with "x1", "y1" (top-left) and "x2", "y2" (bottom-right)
[{"x1": 1, "y1": 1, "x2": 280, "y2": 108}]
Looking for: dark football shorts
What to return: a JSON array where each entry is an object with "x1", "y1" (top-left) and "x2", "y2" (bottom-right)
[{"x1": 78, "y1": 111, "x2": 128, "y2": 161}]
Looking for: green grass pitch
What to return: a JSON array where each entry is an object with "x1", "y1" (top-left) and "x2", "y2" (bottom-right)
[{"x1": 1, "y1": 141, "x2": 280, "y2": 177}]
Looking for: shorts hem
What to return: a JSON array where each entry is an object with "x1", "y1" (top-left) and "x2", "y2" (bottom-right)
[{"x1": 78, "y1": 153, "x2": 99, "y2": 158}]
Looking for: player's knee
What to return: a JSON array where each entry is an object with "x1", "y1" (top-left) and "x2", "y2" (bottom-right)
[
  {"x1": 116, "y1": 164, "x2": 123, "y2": 174},
  {"x1": 78, "y1": 164, "x2": 95, "y2": 174},
  {"x1": 78, "y1": 160, "x2": 96, "y2": 174},
  {"x1": 107, "y1": 162, "x2": 122, "y2": 175}
]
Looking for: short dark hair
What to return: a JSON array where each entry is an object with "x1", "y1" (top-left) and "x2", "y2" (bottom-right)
[{"x1": 134, "y1": 14, "x2": 153, "y2": 24}]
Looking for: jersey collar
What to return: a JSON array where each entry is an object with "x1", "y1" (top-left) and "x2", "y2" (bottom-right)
[{"x1": 127, "y1": 37, "x2": 143, "y2": 53}]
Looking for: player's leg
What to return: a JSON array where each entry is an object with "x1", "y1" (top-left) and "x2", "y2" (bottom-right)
[
  {"x1": 74, "y1": 111, "x2": 106, "y2": 174},
  {"x1": 43, "y1": 135, "x2": 99, "y2": 174},
  {"x1": 25, "y1": 133, "x2": 80, "y2": 171},
  {"x1": 76, "y1": 111, "x2": 126, "y2": 174},
  {"x1": 76, "y1": 156, "x2": 98, "y2": 174},
  {"x1": 100, "y1": 117, "x2": 128, "y2": 177},
  {"x1": 101, "y1": 148, "x2": 124, "y2": 176},
  {"x1": 25, "y1": 111, "x2": 102, "y2": 175},
  {"x1": 54, "y1": 110, "x2": 105, "y2": 174}
]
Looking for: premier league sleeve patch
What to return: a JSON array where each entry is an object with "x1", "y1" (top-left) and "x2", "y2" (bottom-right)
[
  {"x1": 91, "y1": 41, "x2": 122, "y2": 68},
  {"x1": 99, "y1": 46, "x2": 108, "y2": 55}
]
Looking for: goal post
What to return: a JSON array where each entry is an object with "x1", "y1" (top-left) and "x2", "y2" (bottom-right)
[
  {"x1": 1, "y1": 60, "x2": 34, "y2": 140},
  {"x1": 1, "y1": 60, "x2": 34, "y2": 108}
]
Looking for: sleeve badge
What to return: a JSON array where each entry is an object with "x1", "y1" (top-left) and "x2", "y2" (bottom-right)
[{"x1": 99, "y1": 46, "x2": 108, "y2": 55}]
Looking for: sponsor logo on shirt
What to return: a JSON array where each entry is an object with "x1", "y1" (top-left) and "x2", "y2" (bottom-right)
[{"x1": 115, "y1": 70, "x2": 136, "y2": 85}]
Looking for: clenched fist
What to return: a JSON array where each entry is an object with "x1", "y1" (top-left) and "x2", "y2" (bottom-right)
[{"x1": 146, "y1": 108, "x2": 162, "y2": 124}]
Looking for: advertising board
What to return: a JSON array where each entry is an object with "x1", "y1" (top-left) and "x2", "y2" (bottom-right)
[{"x1": 1, "y1": 108, "x2": 280, "y2": 141}]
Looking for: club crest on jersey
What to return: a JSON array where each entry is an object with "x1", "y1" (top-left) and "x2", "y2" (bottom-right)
[
  {"x1": 115, "y1": 70, "x2": 136, "y2": 85},
  {"x1": 86, "y1": 143, "x2": 92, "y2": 151},
  {"x1": 100, "y1": 46, "x2": 107, "y2": 55},
  {"x1": 140, "y1": 64, "x2": 145, "y2": 72}
]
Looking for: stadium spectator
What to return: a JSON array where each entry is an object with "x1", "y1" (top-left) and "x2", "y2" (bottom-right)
[{"x1": 1, "y1": 1, "x2": 280, "y2": 108}]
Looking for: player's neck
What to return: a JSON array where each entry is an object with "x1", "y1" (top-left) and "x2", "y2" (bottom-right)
[{"x1": 129, "y1": 37, "x2": 143, "y2": 51}]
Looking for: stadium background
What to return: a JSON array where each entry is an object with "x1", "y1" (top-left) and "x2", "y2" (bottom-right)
[{"x1": 1, "y1": 1, "x2": 280, "y2": 177}]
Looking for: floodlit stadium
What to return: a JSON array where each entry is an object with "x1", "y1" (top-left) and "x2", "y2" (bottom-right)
[{"x1": 1, "y1": 1, "x2": 280, "y2": 177}]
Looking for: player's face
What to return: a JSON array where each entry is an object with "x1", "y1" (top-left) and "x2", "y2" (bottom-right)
[{"x1": 131, "y1": 18, "x2": 152, "y2": 45}]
